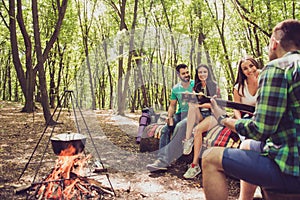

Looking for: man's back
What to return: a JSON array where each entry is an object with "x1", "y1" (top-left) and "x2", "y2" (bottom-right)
[{"x1": 259, "y1": 51, "x2": 300, "y2": 176}]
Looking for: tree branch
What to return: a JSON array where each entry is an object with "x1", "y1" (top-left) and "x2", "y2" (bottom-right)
[{"x1": 233, "y1": 0, "x2": 271, "y2": 37}]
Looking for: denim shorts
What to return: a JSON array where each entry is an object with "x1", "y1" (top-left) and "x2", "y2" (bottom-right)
[
  {"x1": 200, "y1": 109, "x2": 211, "y2": 118},
  {"x1": 222, "y1": 148, "x2": 300, "y2": 193}
]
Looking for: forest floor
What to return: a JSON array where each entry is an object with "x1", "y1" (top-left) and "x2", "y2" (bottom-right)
[{"x1": 0, "y1": 100, "x2": 240, "y2": 200}]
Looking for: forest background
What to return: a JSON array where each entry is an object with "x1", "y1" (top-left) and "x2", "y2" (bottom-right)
[{"x1": 0, "y1": 0, "x2": 299, "y2": 122}]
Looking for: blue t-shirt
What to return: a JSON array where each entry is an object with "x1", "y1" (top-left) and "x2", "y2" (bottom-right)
[{"x1": 170, "y1": 80, "x2": 194, "y2": 114}]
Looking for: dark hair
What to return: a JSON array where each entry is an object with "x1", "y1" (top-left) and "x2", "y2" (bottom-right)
[
  {"x1": 273, "y1": 19, "x2": 300, "y2": 51},
  {"x1": 234, "y1": 56, "x2": 260, "y2": 97},
  {"x1": 194, "y1": 64, "x2": 218, "y2": 96},
  {"x1": 175, "y1": 64, "x2": 188, "y2": 73}
]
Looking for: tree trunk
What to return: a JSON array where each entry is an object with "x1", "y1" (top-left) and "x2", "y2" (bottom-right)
[
  {"x1": 48, "y1": 51, "x2": 56, "y2": 109},
  {"x1": 205, "y1": 0, "x2": 234, "y2": 99},
  {"x1": 56, "y1": 41, "x2": 66, "y2": 107},
  {"x1": 32, "y1": 0, "x2": 53, "y2": 124},
  {"x1": 116, "y1": 0, "x2": 127, "y2": 116},
  {"x1": 9, "y1": 0, "x2": 68, "y2": 122},
  {"x1": 102, "y1": 39, "x2": 113, "y2": 109},
  {"x1": 85, "y1": 44, "x2": 96, "y2": 109},
  {"x1": 76, "y1": 0, "x2": 97, "y2": 110},
  {"x1": 9, "y1": 0, "x2": 35, "y2": 112}
]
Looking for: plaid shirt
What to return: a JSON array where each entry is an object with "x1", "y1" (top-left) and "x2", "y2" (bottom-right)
[{"x1": 235, "y1": 50, "x2": 300, "y2": 177}]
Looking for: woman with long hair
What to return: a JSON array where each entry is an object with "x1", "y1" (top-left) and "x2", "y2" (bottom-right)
[
  {"x1": 182, "y1": 64, "x2": 219, "y2": 179},
  {"x1": 233, "y1": 56, "x2": 260, "y2": 120},
  {"x1": 234, "y1": 56, "x2": 264, "y2": 199}
]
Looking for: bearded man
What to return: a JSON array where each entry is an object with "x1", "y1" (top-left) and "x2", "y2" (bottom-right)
[{"x1": 147, "y1": 64, "x2": 194, "y2": 171}]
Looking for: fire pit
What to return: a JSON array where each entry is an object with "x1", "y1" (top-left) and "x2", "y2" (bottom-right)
[
  {"x1": 28, "y1": 146, "x2": 114, "y2": 199},
  {"x1": 19, "y1": 91, "x2": 115, "y2": 199}
]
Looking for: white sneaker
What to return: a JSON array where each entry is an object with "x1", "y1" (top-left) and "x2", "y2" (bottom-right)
[
  {"x1": 146, "y1": 159, "x2": 168, "y2": 172},
  {"x1": 183, "y1": 137, "x2": 194, "y2": 155},
  {"x1": 183, "y1": 164, "x2": 201, "y2": 179}
]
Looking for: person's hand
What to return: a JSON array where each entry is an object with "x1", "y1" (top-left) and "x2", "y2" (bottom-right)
[
  {"x1": 248, "y1": 68, "x2": 260, "y2": 82},
  {"x1": 255, "y1": 69, "x2": 261, "y2": 77},
  {"x1": 210, "y1": 96, "x2": 226, "y2": 120},
  {"x1": 166, "y1": 117, "x2": 174, "y2": 126}
]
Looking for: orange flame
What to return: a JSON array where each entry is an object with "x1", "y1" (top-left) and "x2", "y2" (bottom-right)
[
  {"x1": 36, "y1": 145, "x2": 93, "y2": 199},
  {"x1": 59, "y1": 144, "x2": 77, "y2": 156}
]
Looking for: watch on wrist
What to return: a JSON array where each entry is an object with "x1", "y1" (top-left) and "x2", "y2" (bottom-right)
[{"x1": 217, "y1": 114, "x2": 229, "y2": 126}]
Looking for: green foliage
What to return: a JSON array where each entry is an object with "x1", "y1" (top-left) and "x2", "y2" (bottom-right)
[{"x1": 1, "y1": 0, "x2": 299, "y2": 111}]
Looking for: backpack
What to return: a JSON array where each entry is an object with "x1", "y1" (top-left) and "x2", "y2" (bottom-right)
[{"x1": 136, "y1": 108, "x2": 152, "y2": 144}]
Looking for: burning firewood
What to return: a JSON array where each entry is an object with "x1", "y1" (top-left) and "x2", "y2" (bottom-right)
[{"x1": 28, "y1": 146, "x2": 114, "y2": 199}]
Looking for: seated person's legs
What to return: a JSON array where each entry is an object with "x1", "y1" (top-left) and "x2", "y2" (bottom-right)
[
  {"x1": 146, "y1": 118, "x2": 187, "y2": 172},
  {"x1": 159, "y1": 113, "x2": 185, "y2": 149},
  {"x1": 159, "y1": 124, "x2": 171, "y2": 149},
  {"x1": 202, "y1": 147, "x2": 228, "y2": 200},
  {"x1": 202, "y1": 147, "x2": 300, "y2": 200},
  {"x1": 239, "y1": 140, "x2": 264, "y2": 200},
  {"x1": 183, "y1": 105, "x2": 202, "y2": 154},
  {"x1": 183, "y1": 115, "x2": 217, "y2": 179},
  {"x1": 186, "y1": 104, "x2": 201, "y2": 136}
]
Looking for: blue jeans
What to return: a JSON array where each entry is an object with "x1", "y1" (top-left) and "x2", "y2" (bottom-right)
[
  {"x1": 222, "y1": 148, "x2": 300, "y2": 193},
  {"x1": 159, "y1": 112, "x2": 187, "y2": 149},
  {"x1": 157, "y1": 118, "x2": 187, "y2": 165}
]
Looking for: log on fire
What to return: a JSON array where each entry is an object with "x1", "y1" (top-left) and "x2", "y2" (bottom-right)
[
  {"x1": 28, "y1": 175, "x2": 114, "y2": 199},
  {"x1": 28, "y1": 146, "x2": 114, "y2": 199}
]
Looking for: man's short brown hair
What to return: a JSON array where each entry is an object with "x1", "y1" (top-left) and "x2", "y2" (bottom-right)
[{"x1": 273, "y1": 19, "x2": 300, "y2": 51}]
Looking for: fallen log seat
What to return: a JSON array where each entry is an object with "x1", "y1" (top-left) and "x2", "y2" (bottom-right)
[
  {"x1": 262, "y1": 189, "x2": 300, "y2": 200},
  {"x1": 139, "y1": 123, "x2": 163, "y2": 152}
]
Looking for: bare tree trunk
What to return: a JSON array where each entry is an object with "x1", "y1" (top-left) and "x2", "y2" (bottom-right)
[
  {"x1": 135, "y1": 57, "x2": 148, "y2": 107},
  {"x1": 85, "y1": 44, "x2": 96, "y2": 109},
  {"x1": 205, "y1": 0, "x2": 234, "y2": 99},
  {"x1": 9, "y1": 0, "x2": 35, "y2": 112},
  {"x1": 2, "y1": 53, "x2": 12, "y2": 101},
  {"x1": 116, "y1": 0, "x2": 127, "y2": 116},
  {"x1": 123, "y1": 0, "x2": 139, "y2": 112},
  {"x1": 14, "y1": 77, "x2": 19, "y2": 102},
  {"x1": 56, "y1": 41, "x2": 66, "y2": 107},
  {"x1": 76, "y1": 0, "x2": 97, "y2": 110},
  {"x1": 102, "y1": 39, "x2": 113, "y2": 109},
  {"x1": 161, "y1": 0, "x2": 178, "y2": 65},
  {"x1": 48, "y1": 50, "x2": 56, "y2": 108},
  {"x1": 2, "y1": 60, "x2": 7, "y2": 100},
  {"x1": 135, "y1": 0, "x2": 154, "y2": 108},
  {"x1": 32, "y1": 0, "x2": 54, "y2": 124},
  {"x1": 9, "y1": 0, "x2": 68, "y2": 124},
  {"x1": 39, "y1": 0, "x2": 68, "y2": 123}
]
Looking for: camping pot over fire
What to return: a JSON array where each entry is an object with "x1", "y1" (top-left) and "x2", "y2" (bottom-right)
[{"x1": 50, "y1": 132, "x2": 86, "y2": 156}]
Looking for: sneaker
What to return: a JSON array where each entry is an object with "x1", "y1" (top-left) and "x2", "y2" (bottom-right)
[
  {"x1": 183, "y1": 164, "x2": 201, "y2": 179},
  {"x1": 146, "y1": 159, "x2": 168, "y2": 172},
  {"x1": 183, "y1": 137, "x2": 194, "y2": 155}
]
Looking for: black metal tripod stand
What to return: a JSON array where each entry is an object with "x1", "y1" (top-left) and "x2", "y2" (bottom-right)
[{"x1": 19, "y1": 90, "x2": 115, "y2": 196}]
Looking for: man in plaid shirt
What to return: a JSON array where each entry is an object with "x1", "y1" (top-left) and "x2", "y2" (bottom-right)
[{"x1": 202, "y1": 19, "x2": 300, "y2": 200}]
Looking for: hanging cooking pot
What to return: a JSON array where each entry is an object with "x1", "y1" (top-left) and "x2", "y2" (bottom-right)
[{"x1": 50, "y1": 132, "x2": 86, "y2": 156}]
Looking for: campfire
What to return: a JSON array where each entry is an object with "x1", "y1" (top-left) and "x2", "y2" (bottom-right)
[
  {"x1": 17, "y1": 91, "x2": 116, "y2": 199},
  {"x1": 28, "y1": 145, "x2": 114, "y2": 199}
]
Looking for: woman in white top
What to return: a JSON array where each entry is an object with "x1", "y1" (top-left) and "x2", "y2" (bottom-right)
[
  {"x1": 233, "y1": 56, "x2": 260, "y2": 120},
  {"x1": 234, "y1": 56, "x2": 264, "y2": 200}
]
